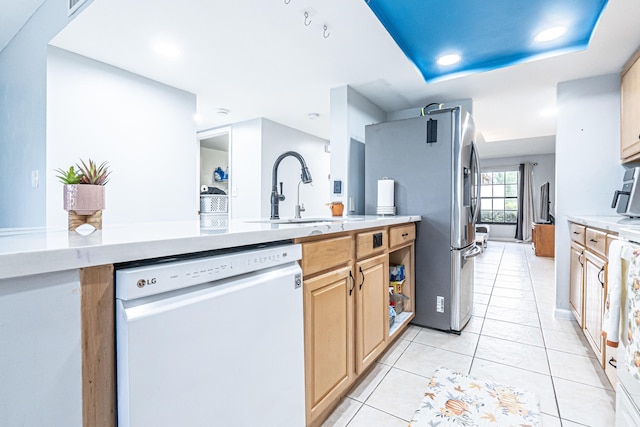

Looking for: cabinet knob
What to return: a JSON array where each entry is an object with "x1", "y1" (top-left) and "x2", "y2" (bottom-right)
[
  {"x1": 573, "y1": 231, "x2": 580, "y2": 235},
  {"x1": 589, "y1": 238, "x2": 598, "y2": 243},
  {"x1": 402, "y1": 233, "x2": 409, "y2": 237}
]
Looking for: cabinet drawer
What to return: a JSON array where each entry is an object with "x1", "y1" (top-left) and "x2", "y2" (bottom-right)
[
  {"x1": 570, "y1": 223, "x2": 586, "y2": 245},
  {"x1": 301, "y1": 236, "x2": 352, "y2": 276},
  {"x1": 389, "y1": 223, "x2": 416, "y2": 248},
  {"x1": 356, "y1": 229, "x2": 387, "y2": 259},
  {"x1": 586, "y1": 228, "x2": 607, "y2": 258}
]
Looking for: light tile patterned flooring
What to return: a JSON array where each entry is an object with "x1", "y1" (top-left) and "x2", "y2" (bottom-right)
[{"x1": 323, "y1": 242, "x2": 615, "y2": 427}]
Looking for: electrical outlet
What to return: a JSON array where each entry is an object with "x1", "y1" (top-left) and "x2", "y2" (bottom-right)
[
  {"x1": 31, "y1": 170, "x2": 39, "y2": 188},
  {"x1": 436, "y1": 296, "x2": 444, "y2": 313}
]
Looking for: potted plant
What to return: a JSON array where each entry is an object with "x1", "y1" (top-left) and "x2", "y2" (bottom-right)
[{"x1": 55, "y1": 159, "x2": 111, "y2": 231}]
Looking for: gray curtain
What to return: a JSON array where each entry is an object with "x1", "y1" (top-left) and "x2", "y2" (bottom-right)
[{"x1": 515, "y1": 163, "x2": 535, "y2": 242}]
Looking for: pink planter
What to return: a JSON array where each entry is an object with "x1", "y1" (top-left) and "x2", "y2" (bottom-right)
[{"x1": 63, "y1": 184, "x2": 105, "y2": 215}]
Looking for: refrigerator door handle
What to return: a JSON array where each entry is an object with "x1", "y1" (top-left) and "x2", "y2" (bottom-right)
[
  {"x1": 463, "y1": 244, "x2": 483, "y2": 259},
  {"x1": 470, "y1": 142, "x2": 481, "y2": 224}
]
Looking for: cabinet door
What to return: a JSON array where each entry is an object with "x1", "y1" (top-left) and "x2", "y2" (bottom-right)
[
  {"x1": 355, "y1": 253, "x2": 389, "y2": 374},
  {"x1": 584, "y1": 251, "x2": 606, "y2": 366},
  {"x1": 303, "y1": 265, "x2": 355, "y2": 423},
  {"x1": 569, "y1": 242, "x2": 585, "y2": 327},
  {"x1": 622, "y1": 56, "x2": 640, "y2": 162}
]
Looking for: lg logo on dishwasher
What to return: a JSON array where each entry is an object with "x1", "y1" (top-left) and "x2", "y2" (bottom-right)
[{"x1": 137, "y1": 278, "x2": 157, "y2": 288}]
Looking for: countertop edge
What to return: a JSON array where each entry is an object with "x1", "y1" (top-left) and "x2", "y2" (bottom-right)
[
  {"x1": 565, "y1": 215, "x2": 636, "y2": 233},
  {"x1": 0, "y1": 216, "x2": 421, "y2": 280}
]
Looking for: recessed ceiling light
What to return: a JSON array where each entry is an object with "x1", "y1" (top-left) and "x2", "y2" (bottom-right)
[
  {"x1": 437, "y1": 54, "x2": 461, "y2": 66},
  {"x1": 154, "y1": 42, "x2": 180, "y2": 58},
  {"x1": 308, "y1": 113, "x2": 320, "y2": 120},
  {"x1": 534, "y1": 26, "x2": 567, "y2": 43}
]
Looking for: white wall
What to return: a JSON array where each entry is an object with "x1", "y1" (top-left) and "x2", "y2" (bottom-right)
[
  {"x1": 555, "y1": 74, "x2": 624, "y2": 312},
  {"x1": 46, "y1": 47, "x2": 198, "y2": 227},
  {"x1": 0, "y1": 0, "x2": 93, "y2": 228},
  {"x1": 386, "y1": 99, "x2": 473, "y2": 121},
  {"x1": 0, "y1": 270, "x2": 82, "y2": 426},
  {"x1": 260, "y1": 119, "x2": 330, "y2": 218},
  {"x1": 330, "y1": 86, "x2": 386, "y2": 207},
  {"x1": 480, "y1": 153, "x2": 556, "y2": 240},
  {"x1": 229, "y1": 119, "x2": 263, "y2": 219}
]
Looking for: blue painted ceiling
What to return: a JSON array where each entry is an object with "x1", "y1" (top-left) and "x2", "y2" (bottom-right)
[{"x1": 366, "y1": 0, "x2": 608, "y2": 83}]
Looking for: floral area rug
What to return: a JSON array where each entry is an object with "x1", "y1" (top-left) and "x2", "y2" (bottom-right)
[{"x1": 410, "y1": 367, "x2": 540, "y2": 427}]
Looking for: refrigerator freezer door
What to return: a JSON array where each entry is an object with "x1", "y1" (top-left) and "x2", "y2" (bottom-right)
[
  {"x1": 429, "y1": 108, "x2": 477, "y2": 250},
  {"x1": 451, "y1": 245, "x2": 476, "y2": 331}
]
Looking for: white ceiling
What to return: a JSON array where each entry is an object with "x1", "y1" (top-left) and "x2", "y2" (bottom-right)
[
  {"x1": 0, "y1": 0, "x2": 46, "y2": 53},
  {"x1": 31, "y1": 0, "x2": 640, "y2": 157}
]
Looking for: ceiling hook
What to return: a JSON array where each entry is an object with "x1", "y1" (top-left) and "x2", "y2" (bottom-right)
[
  {"x1": 304, "y1": 11, "x2": 311, "y2": 26},
  {"x1": 323, "y1": 25, "x2": 330, "y2": 38}
]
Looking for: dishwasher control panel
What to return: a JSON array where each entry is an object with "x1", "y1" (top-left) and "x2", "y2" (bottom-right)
[{"x1": 116, "y1": 244, "x2": 302, "y2": 301}]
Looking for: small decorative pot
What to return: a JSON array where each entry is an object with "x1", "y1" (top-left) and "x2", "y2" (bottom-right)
[{"x1": 63, "y1": 184, "x2": 105, "y2": 231}]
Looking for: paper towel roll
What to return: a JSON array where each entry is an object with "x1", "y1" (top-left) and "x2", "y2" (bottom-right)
[{"x1": 377, "y1": 179, "x2": 395, "y2": 208}]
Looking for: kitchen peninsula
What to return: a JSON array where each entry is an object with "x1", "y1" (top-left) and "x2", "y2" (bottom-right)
[{"x1": 0, "y1": 215, "x2": 419, "y2": 427}]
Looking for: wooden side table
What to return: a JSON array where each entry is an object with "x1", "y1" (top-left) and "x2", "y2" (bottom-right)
[{"x1": 532, "y1": 222, "x2": 555, "y2": 257}]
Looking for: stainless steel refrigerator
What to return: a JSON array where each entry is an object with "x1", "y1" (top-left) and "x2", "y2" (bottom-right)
[{"x1": 365, "y1": 106, "x2": 482, "y2": 332}]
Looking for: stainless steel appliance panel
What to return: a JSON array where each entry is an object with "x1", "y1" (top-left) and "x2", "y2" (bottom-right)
[{"x1": 365, "y1": 107, "x2": 479, "y2": 332}]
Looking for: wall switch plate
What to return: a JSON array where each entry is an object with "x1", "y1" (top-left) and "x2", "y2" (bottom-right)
[
  {"x1": 333, "y1": 180, "x2": 342, "y2": 194},
  {"x1": 436, "y1": 296, "x2": 444, "y2": 313}
]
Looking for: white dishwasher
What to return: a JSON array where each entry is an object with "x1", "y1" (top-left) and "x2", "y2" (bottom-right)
[{"x1": 115, "y1": 243, "x2": 305, "y2": 427}]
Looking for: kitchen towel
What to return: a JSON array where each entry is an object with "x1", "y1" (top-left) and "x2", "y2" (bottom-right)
[
  {"x1": 377, "y1": 178, "x2": 395, "y2": 208},
  {"x1": 603, "y1": 239, "x2": 626, "y2": 347}
]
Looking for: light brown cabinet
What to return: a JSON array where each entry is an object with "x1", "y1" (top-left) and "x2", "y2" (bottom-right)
[
  {"x1": 569, "y1": 241, "x2": 585, "y2": 327},
  {"x1": 355, "y1": 253, "x2": 389, "y2": 374},
  {"x1": 297, "y1": 223, "x2": 416, "y2": 426},
  {"x1": 568, "y1": 221, "x2": 618, "y2": 382},
  {"x1": 583, "y1": 250, "x2": 606, "y2": 364},
  {"x1": 303, "y1": 264, "x2": 355, "y2": 424},
  {"x1": 532, "y1": 222, "x2": 555, "y2": 257},
  {"x1": 621, "y1": 48, "x2": 640, "y2": 163}
]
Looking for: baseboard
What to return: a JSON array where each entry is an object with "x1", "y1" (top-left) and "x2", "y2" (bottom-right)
[{"x1": 554, "y1": 308, "x2": 573, "y2": 320}]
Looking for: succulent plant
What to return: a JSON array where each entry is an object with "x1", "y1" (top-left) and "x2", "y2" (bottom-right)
[
  {"x1": 76, "y1": 159, "x2": 111, "y2": 185},
  {"x1": 54, "y1": 166, "x2": 83, "y2": 184}
]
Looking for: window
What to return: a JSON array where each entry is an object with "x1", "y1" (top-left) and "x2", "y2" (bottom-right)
[{"x1": 480, "y1": 170, "x2": 518, "y2": 224}]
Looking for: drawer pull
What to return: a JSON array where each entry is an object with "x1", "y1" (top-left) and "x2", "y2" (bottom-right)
[
  {"x1": 598, "y1": 266, "x2": 605, "y2": 287},
  {"x1": 349, "y1": 270, "x2": 355, "y2": 296},
  {"x1": 402, "y1": 233, "x2": 409, "y2": 237},
  {"x1": 359, "y1": 266, "x2": 365, "y2": 290},
  {"x1": 609, "y1": 357, "x2": 617, "y2": 369},
  {"x1": 589, "y1": 238, "x2": 598, "y2": 243},
  {"x1": 573, "y1": 231, "x2": 580, "y2": 234}
]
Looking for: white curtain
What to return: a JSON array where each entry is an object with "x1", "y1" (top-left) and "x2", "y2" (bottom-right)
[{"x1": 515, "y1": 163, "x2": 535, "y2": 242}]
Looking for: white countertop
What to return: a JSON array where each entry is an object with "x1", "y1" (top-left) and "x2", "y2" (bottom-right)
[
  {"x1": 566, "y1": 215, "x2": 640, "y2": 233},
  {"x1": 0, "y1": 215, "x2": 420, "y2": 280}
]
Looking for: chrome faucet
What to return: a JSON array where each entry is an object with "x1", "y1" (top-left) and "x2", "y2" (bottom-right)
[{"x1": 271, "y1": 151, "x2": 312, "y2": 220}]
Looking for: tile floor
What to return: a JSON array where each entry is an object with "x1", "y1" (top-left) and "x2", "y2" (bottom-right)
[{"x1": 323, "y1": 241, "x2": 616, "y2": 427}]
